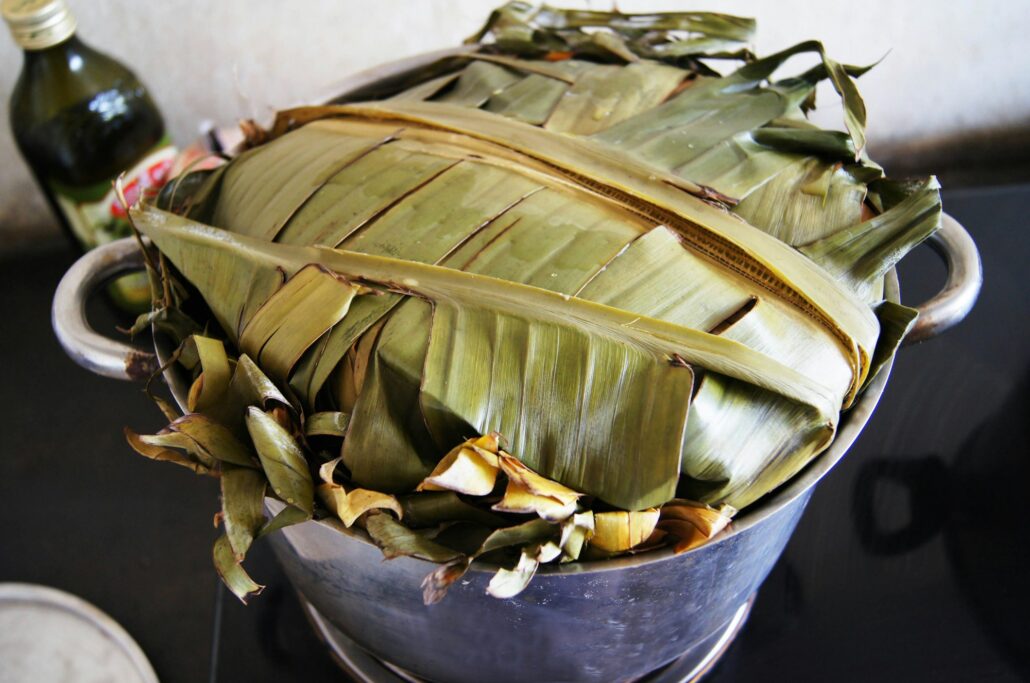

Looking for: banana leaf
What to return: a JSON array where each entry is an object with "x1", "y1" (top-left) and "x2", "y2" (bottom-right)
[
  {"x1": 120, "y1": 2, "x2": 943, "y2": 601},
  {"x1": 388, "y1": 38, "x2": 880, "y2": 249},
  {"x1": 245, "y1": 407, "x2": 313, "y2": 516},
  {"x1": 559, "y1": 511, "x2": 594, "y2": 562},
  {"x1": 164, "y1": 414, "x2": 258, "y2": 468},
  {"x1": 213, "y1": 534, "x2": 263, "y2": 603},
  {"x1": 133, "y1": 205, "x2": 851, "y2": 509},
  {"x1": 400, "y1": 491, "x2": 508, "y2": 529},
  {"x1": 124, "y1": 427, "x2": 216, "y2": 475},
  {"x1": 188, "y1": 336, "x2": 230, "y2": 412},
  {"x1": 364, "y1": 512, "x2": 463, "y2": 563},
  {"x1": 487, "y1": 541, "x2": 563, "y2": 598},
  {"x1": 543, "y1": 62, "x2": 685, "y2": 135},
  {"x1": 466, "y1": 2, "x2": 756, "y2": 66},
  {"x1": 417, "y1": 436, "x2": 501, "y2": 496},
  {"x1": 280, "y1": 102, "x2": 881, "y2": 385},
  {"x1": 800, "y1": 177, "x2": 942, "y2": 302},
  {"x1": 305, "y1": 411, "x2": 349, "y2": 437},
  {"x1": 221, "y1": 465, "x2": 266, "y2": 559},
  {"x1": 238, "y1": 264, "x2": 363, "y2": 386},
  {"x1": 435, "y1": 60, "x2": 524, "y2": 108},
  {"x1": 591, "y1": 509, "x2": 661, "y2": 553}
]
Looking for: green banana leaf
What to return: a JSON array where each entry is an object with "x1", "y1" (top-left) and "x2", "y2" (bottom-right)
[
  {"x1": 133, "y1": 206, "x2": 844, "y2": 509},
  {"x1": 365, "y1": 512, "x2": 464, "y2": 562},
  {"x1": 245, "y1": 407, "x2": 314, "y2": 516},
  {"x1": 220, "y1": 465, "x2": 266, "y2": 559},
  {"x1": 213, "y1": 534, "x2": 263, "y2": 602},
  {"x1": 120, "y1": 2, "x2": 942, "y2": 602},
  {"x1": 128, "y1": 67, "x2": 935, "y2": 510},
  {"x1": 466, "y1": 3, "x2": 756, "y2": 65}
]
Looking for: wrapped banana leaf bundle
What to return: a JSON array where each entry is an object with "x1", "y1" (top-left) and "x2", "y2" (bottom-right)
[{"x1": 125, "y1": 3, "x2": 939, "y2": 603}]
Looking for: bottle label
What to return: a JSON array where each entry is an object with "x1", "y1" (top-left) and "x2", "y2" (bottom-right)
[{"x1": 50, "y1": 141, "x2": 177, "y2": 249}]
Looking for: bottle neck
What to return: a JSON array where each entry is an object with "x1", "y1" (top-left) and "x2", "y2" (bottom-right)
[
  {"x1": 22, "y1": 32, "x2": 85, "y2": 70},
  {"x1": 13, "y1": 32, "x2": 125, "y2": 112}
]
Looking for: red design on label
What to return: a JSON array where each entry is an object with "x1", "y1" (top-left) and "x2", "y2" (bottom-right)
[{"x1": 109, "y1": 155, "x2": 175, "y2": 219}]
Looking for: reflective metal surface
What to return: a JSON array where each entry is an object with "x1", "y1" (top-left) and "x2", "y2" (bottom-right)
[
  {"x1": 905, "y1": 213, "x2": 984, "y2": 344},
  {"x1": 266, "y1": 490, "x2": 806, "y2": 683},
  {"x1": 50, "y1": 237, "x2": 156, "y2": 380},
  {"x1": 299, "y1": 593, "x2": 755, "y2": 683}
]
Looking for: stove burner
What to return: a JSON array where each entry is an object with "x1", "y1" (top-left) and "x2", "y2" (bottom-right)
[{"x1": 298, "y1": 593, "x2": 754, "y2": 683}]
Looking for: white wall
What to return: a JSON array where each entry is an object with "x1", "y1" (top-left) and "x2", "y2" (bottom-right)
[{"x1": 2, "y1": 0, "x2": 1028, "y2": 244}]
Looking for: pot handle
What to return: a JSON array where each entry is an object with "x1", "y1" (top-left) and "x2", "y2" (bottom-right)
[
  {"x1": 52, "y1": 237, "x2": 158, "y2": 381},
  {"x1": 903, "y1": 213, "x2": 982, "y2": 344}
]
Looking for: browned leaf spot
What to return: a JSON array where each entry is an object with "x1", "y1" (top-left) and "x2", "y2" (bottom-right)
[{"x1": 124, "y1": 349, "x2": 159, "y2": 381}]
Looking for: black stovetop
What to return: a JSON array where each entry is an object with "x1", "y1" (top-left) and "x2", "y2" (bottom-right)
[{"x1": 1, "y1": 183, "x2": 1026, "y2": 683}]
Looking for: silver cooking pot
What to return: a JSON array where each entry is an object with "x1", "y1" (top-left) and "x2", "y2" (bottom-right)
[
  {"x1": 50, "y1": 50, "x2": 982, "y2": 683},
  {"x1": 50, "y1": 216, "x2": 979, "y2": 683}
]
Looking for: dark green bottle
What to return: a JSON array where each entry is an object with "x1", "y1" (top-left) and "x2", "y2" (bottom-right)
[{"x1": 3, "y1": 0, "x2": 176, "y2": 310}]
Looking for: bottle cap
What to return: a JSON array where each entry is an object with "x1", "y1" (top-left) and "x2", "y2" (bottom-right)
[{"x1": 2, "y1": 0, "x2": 76, "y2": 50}]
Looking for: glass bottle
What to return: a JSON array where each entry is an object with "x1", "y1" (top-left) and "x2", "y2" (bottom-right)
[{"x1": 3, "y1": 0, "x2": 176, "y2": 311}]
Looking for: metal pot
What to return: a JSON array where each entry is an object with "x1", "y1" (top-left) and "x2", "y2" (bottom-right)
[
  {"x1": 49, "y1": 52, "x2": 983, "y2": 683},
  {"x1": 50, "y1": 215, "x2": 979, "y2": 683}
]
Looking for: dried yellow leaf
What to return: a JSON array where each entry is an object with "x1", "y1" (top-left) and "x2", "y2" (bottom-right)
[
  {"x1": 469, "y1": 432, "x2": 501, "y2": 453},
  {"x1": 661, "y1": 500, "x2": 734, "y2": 536},
  {"x1": 559, "y1": 511, "x2": 595, "y2": 562},
  {"x1": 590, "y1": 509, "x2": 661, "y2": 553},
  {"x1": 492, "y1": 481, "x2": 577, "y2": 521},
  {"x1": 417, "y1": 442, "x2": 499, "y2": 495},
  {"x1": 486, "y1": 540, "x2": 561, "y2": 599},
  {"x1": 659, "y1": 500, "x2": 734, "y2": 553},
  {"x1": 319, "y1": 456, "x2": 343, "y2": 485},
  {"x1": 318, "y1": 482, "x2": 402, "y2": 527},
  {"x1": 486, "y1": 548, "x2": 539, "y2": 599},
  {"x1": 497, "y1": 453, "x2": 580, "y2": 506},
  {"x1": 657, "y1": 519, "x2": 707, "y2": 552}
]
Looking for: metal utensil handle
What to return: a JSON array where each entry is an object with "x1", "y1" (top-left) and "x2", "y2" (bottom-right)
[
  {"x1": 51, "y1": 237, "x2": 157, "y2": 381},
  {"x1": 904, "y1": 213, "x2": 983, "y2": 344}
]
